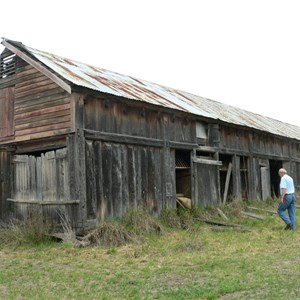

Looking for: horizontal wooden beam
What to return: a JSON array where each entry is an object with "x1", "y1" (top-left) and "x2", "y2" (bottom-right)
[
  {"x1": 169, "y1": 141, "x2": 198, "y2": 149},
  {"x1": 193, "y1": 157, "x2": 222, "y2": 166},
  {"x1": 84, "y1": 129, "x2": 164, "y2": 148},
  {"x1": 7, "y1": 198, "x2": 80, "y2": 205},
  {"x1": 84, "y1": 129, "x2": 198, "y2": 149}
]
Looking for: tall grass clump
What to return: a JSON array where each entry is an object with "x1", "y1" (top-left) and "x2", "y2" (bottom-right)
[
  {"x1": 122, "y1": 207, "x2": 162, "y2": 235},
  {"x1": 0, "y1": 208, "x2": 52, "y2": 247}
]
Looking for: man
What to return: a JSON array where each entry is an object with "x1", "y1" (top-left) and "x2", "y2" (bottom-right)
[{"x1": 277, "y1": 168, "x2": 296, "y2": 230}]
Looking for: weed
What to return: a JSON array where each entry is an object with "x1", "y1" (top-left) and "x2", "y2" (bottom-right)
[
  {"x1": 122, "y1": 207, "x2": 162, "y2": 235},
  {"x1": 0, "y1": 209, "x2": 52, "y2": 247}
]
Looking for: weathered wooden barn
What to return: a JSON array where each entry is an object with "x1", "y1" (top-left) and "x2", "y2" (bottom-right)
[{"x1": 1, "y1": 38, "x2": 300, "y2": 229}]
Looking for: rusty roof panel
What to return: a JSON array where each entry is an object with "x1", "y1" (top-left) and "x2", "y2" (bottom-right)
[{"x1": 3, "y1": 38, "x2": 300, "y2": 141}]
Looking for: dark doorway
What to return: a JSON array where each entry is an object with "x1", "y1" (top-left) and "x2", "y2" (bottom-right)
[
  {"x1": 269, "y1": 160, "x2": 282, "y2": 198},
  {"x1": 240, "y1": 156, "x2": 249, "y2": 200},
  {"x1": 175, "y1": 150, "x2": 191, "y2": 198},
  {"x1": 219, "y1": 154, "x2": 233, "y2": 203}
]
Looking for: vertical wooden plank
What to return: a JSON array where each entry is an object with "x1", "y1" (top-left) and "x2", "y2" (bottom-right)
[
  {"x1": 85, "y1": 140, "x2": 97, "y2": 219},
  {"x1": 102, "y1": 143, "x2": 113, "y2": 218},
  {"x1": 147, "y1": 147, "x2": 164, "y2": 213},
  {"x1": 0, "y1": 151, "x2": 11, "y2": 220},
  {"x1": 36, "y1": 156, "x2": 42, "y2": 201},
  {"x1": 121, "y1": 144, "x2": 129, "y2": 214},
  {"x1": 72, "y1": 92, "x2": 87, "y2": 228},
  {"x1": 134, "y1": 147, "x2": 142, "y2": 208},
  {"x1": 28, "y1": 155, "x2": 36, "y2": 201},
  {"x1": 112, "y1": 144, "x2": 122, "y2": 217},
  {"x1": 261, "y1": 165, "x2": 271, "y2": 200},
  {"x1": 232, "y1": 155, "x2": 241, "y2": 199},
  {"x1": 95, "y1": 141, "x2": 104, "y2": 220},
  {"x1": 56, "y1": 148, "x2": 69, "y2": 202},
  {"x1": 223, "y1": 162, "x2": 232, "y2": 204},
  {"x1": 128, "y1": 146, "x2": 137, "y2": 209},
  {"x1": 147, "y1": 149, "x2": 155, "y2": 211},
  {"x1": 140, "y1": 147, "x2": 148, "y2": 208}
]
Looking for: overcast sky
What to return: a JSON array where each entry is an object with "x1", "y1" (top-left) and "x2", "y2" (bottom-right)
[{"x1": 1, "y1": 0, "x2": 300, "y2": 127}]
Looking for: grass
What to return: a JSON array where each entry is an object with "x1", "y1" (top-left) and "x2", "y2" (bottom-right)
[{"x1": 0, "y1": 200, "x2": 300, "y2": 299}]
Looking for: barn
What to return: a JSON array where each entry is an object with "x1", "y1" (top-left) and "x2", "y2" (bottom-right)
[{"x1": 1, "y1": 38, "x2": 300, "y2": 230}]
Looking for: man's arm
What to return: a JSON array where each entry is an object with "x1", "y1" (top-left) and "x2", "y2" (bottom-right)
[{"x1": 281, "y1": 188, "x2": 286, "y2": 203}]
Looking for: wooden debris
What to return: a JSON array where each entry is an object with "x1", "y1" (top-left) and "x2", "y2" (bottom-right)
[
  {"x1": 241, "y1": 211, "x2": 266, "y2": 220},
  {"x1": 176, "y1": 198, "x2": 186, "y2": 209},
  {"x1": 216, "y1": 208, "x2": 229, "y2": 221},
  {"x1": 195, "y1": 217, "x2": 241, "y2": 228},
  {"x1": 209, "y1": 225, "x2": 251, "y2": 232},
  {"x1": 247, "y1": 206, "x2": 277, "y2": 215},
  {"x1": 296, "y1": 205, "x2": 300, "y2": 210},
  {"x1": 223, "y1": 162, "x2": 232, "y2": 205}
]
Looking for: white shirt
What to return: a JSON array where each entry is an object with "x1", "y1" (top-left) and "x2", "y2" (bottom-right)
[{"x1": 280, "y1": 174, "x2": 295, "y2": 194}]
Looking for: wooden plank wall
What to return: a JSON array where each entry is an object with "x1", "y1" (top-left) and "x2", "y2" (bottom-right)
[
  {"x1": 0, "y1": 56, "x2": 72, "y2": 143},
  {"x1": 193, "y1": 162, "x2": 220, "y2": 207},
  {"x1": 0, "y1": 86, "x2": 14, "y2": 139},
  {"x1": 14, "y1": 62, "x2": 71, "y2": 141},
  {"x1": 0, "y1": 151, "x2": 11, "y2": 220},
  {"x1": 219, "y1": 125, "x2": 300, "y2": 160},
  {"x1": 84, "y1": 96, "x2": 196, "y2": 143},
  {"x1": 10, "y1": 148, "x2": 78, "y2": 226},
  {"x1": 85, "y1": 140, "x2": 170, "y2": 220},
  {"x1": 13, "y1": 149, "x2": 70, "y2": 202}
]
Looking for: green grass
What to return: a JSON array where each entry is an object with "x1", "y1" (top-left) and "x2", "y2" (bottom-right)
[{"x1": 0, "y1": 201, "x2": 300, "y2": 299}]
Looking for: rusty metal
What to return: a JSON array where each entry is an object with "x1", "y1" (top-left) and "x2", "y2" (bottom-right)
[{"x1": 2, "y1": 38, "x2": 300, "y2": 140}]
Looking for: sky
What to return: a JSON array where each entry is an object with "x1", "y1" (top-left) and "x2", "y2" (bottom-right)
[{"x1": 1, "y1": 0, "x2": 300, "y2": 127}]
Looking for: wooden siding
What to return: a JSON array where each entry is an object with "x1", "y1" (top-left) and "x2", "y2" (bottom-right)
[
  {"x1": 193, "y1": 159, "x2": 220, "y2": 206},
  {"x1": 0, "y1": 57, "x2": 72, "y2": 143},
  {"x1": 0, "y1": 86, "x2": 14, "y2": 140},
  {"x1": 85, "y1": 140, "x2": 174, "y2": 220},
  {"x1": 14, "y1": 64, "x2": 71, "y2": 141},
  {"x1": 9, "y1": 148, "x2": 79, "y2": 226},
  {"x1": 84, "y1": 96, "x2": 196, "y2": 143},
  {"x1": 220, "y1": 126, "x2": 300, "y2": 159},
  {"x1": 0, "y1": 151, "x2": 12, "y2": 220},
  {"x1": 12, "y1": 149, "x2": 70, "y2": 202}
]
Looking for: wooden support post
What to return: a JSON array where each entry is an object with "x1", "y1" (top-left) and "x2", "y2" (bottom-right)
[
  {"x1": 69, "y1": 93, "x2": 87, "y2": 229},
  {"x1": 223, "y1": 162, "x2": 232, "y2": 205}
]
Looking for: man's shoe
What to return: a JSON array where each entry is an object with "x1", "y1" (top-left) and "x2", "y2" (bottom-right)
[{"x1": 284, "y1": 223, "x2": 292, "y2": 230}]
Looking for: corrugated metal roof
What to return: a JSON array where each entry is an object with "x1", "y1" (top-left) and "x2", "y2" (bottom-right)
[{"x1": 3, "y1": 38, "x2": 300, "y2": 140}]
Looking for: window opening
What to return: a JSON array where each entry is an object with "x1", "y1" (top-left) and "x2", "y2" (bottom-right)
[{"x1": 0, "y1": 50, "x2": 16, "y2": 78}]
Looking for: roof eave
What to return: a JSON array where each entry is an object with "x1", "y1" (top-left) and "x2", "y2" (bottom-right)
[{"x1": 1, "y1": 38, "x2": 71, "y2": 94}]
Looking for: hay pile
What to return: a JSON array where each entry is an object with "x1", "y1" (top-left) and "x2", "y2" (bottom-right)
[{"x1": 83, "y1": 223, "x2": 133, "y2": 247}]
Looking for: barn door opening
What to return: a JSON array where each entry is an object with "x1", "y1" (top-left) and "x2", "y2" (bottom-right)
[
  {"x1": 240, "y1": 156, "x2": 249, "y2": 200},
  {"x1": 269, "y1": 160, "x2": 282, "y2": 198},
  {"x1": 175, "y1": 150, "x2": 191, "y2": 202}
]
